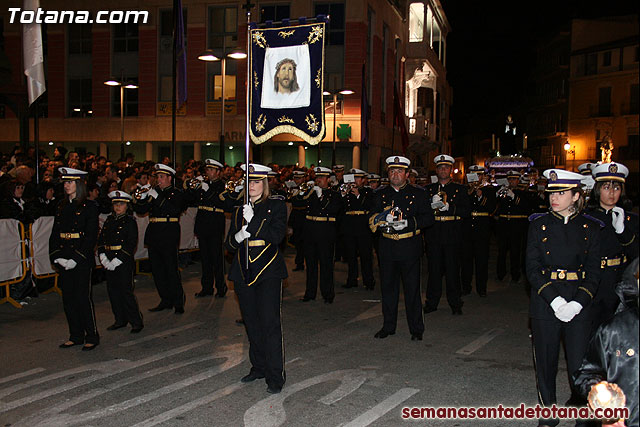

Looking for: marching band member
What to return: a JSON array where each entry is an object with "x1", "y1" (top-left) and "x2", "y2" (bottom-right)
[{"x1": 49, "y1": 167, "x2": 100, "y2": 351}]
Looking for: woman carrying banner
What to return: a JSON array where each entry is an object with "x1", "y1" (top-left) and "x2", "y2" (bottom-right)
[
  {"x1": 49, "y1": 167, "x2": 100, "y2": 351},
  {"x1": 225, "y1": 163, "x2": 288, "y2": 394}
]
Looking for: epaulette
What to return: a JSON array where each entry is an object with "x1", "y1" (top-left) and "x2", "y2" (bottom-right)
[
  {"x1": 528, "y1": 212, "x2": 548, "y2": 222},
  {"x1": 582, "y1": 213, "x2": 606, "y2": 228},
  {"x1": 269, "y1": 194, "x2": 285, "y2": 201}
]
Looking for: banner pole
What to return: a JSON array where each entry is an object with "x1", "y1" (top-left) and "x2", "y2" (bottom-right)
[{"x1": 243, "y1": 0, "x2": 254, "y2": 270}]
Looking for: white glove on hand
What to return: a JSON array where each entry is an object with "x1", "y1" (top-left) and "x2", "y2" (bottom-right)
[
  {"x1": 105, "y1": 260, "x2": 115, "y2": 271},
  {"x1": 392, "y1": 221, "x2": 407, "y2": 231},
  {"x1": 234, "y1": 183, "x2": 244, "y2": 193},
  {"x1": 148, "y1": 188, "x2": 159, "y2": 199},
  {"x1": 110, "y1": 257, "x2": 123, "y2": 269},
  {"x1": 556, "y1": 301, "x2": 583, "y2": 322},
  {"x1": 506, "y1": 189, "x2": 515, "y2": 199},
  {"x1": 65, "y1": 259, "x2": 77, "y2": 270},
  {"x1": 200, "y1": 182, "x2": 209, "y2": 192},
  {"x1": 138, "y1": 189, "x2": 149, "y2": 200},
  {"x1": 550, "y1": 296, "x2": 567, "y2": 313},
  {"x1": 438, "y1": 203, "x2": 450, "y2": 212},
  {"x1": 431, "y1": 194, "x2": 442, "y2": 204},
  {"x1": 99, "y1": 253, "x2": 110, "y2": 268},
  {"x1": 54, "y1": 258, "x2": 69, "y2": 268},
  {"x1": 611, "y1": 206, "x2": 625, "y2": 234},
  {"x1": 314, "y1": 186, "x2": 323, "y2": 198},
  {"x1": 243, "y1": 204, "x2": 254, "y2": 224},
  {"x1": 234, "y1": 225, "x2": 251, "y2": 243},
  {"x1": 385, "y1": 214, "x2": 395, "y2": 223},
  {"x1": 196, "y1": 175, "x2": 204, "y2": 182}
]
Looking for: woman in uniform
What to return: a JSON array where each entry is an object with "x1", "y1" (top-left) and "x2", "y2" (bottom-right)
[
  {"x1": 526, "y1": 168, "x2": 603, "y2": 427},
  {"x1": 98, "y1": 190, "x2": 144, "y2": 334},
  {"x1": 587, "y1": 162, "x2": 638, "y2": 329},
  {"x1": 225, "y1": 163, "x2": 288, "y2": 394},
  {"x1": 49, "y1": 167, "x2": 100, "y2": 351}
]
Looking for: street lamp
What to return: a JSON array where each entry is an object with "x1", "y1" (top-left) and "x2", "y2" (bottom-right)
[
  {"x1": 323, "y1": 89, "x2": 354, "y2": 166},
  {"x1": 564, "y1": 141, "x2": 576, "y2": 171},
  {"x1": 104, "y1": 73, "x2": 138, "y2": 160},
  {"x1": 198, "y1": 48, "x2": 247, "y2": 164}
]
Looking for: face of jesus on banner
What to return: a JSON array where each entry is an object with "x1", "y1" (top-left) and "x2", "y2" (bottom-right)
[
  {"x1": 274, "y1": 58, "x2": 300, "y2": 94},
  {"x1": 261, "y1": 45, "x2": 311, "y2": 109}
]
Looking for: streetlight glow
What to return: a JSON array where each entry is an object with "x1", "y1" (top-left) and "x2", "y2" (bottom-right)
[{"x1": 197, "y1": 50, "x2": 219, "y2": 62}]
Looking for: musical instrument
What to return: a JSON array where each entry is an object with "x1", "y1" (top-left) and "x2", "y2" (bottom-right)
[
  {"x1": 225, "y1": 178, "x2": 245, "y2": 192},
  {"x1": 339, "y1": 182, "x2": 355, "y2": 195},
  {"x1": 184, "y1": 177, "x2": 203, "y2": 190},
  {"x1": 133, "y1": 186, "x2": 150, "y2": 200},
  {"x1": 496, "y1": 185, "x2": 511, "y2": 198}
]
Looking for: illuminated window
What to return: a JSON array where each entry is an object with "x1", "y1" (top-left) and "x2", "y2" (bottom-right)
[{"x1": 409, "y1": 3, "x2": 424, "y2": 42}]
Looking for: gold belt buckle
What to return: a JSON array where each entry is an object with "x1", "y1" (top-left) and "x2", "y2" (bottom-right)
[
  {"x1": 65, "y1": 232, "x2": 71, "y2": 239},
  {"x1": 557, "y1": 270, "x2": 566, "y2": 280},
  {"x1": 601, "y1": 259, "x2": 607, "y2": 268}
]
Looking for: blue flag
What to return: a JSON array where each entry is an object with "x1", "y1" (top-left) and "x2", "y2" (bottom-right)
[{"x1": 361, "y1": 63, "x2": 369, "y2": 148}]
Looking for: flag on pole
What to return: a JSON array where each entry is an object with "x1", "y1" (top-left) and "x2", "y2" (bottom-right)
[
  {"x1": 22, "y1": 0, "x2": 46, "y2": 106},
  {"x1": 360, "y1": 63, "x2": 369, "y2": 148},
  {"x1": 174, "y1": 0, "x2": 187, "y2": 108}
]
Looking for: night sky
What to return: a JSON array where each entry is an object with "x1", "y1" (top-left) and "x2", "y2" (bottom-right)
[{"x1": 442, "y1": 0, "x2": 638, "y2": 140}]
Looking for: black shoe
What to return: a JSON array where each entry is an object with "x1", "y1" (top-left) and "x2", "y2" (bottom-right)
[
  {"x1": 235, "y1": 318, "x2": 245, "y2": 325},
  {"x1": 106, "y1": 323, "x2": 127, "y2": 331},
  {"x1": 300, "y1": 296, "x2": 314, "y2": 302},
  {"x1": 174, "y1": 306, "x2": 185, "y2": 314},
  {"x1": 148, "y1": 303, "x2": 172, "y2": 312},
  {"x1": 81, "y1": 343, "x2": 98, "y2": 351},
  {"x1": 423, "y1": 306, "x2": 437, "y2": 314},
  {"x1": 451, "y1": 307, "x2": 463, "y2": 315},
  {"x1": 130, "y1": 325, "x2": 144, "y2": 334},
  {"x1": 241, "y1": 372, "x2": 265, "y2": 383},
  {"x1": 59, "y1": 341, "x2": 82, "y2": 348},
  {"x1": 266, "y1": 385, "x2": 282, "y2": 394},
  {"x1": 341, "y1": 283, "x2": 357, "y2": 289},
  {"x1": 411, "y1": 333, "x2": 423, "y2": 341},
  {"x1": 374, "y1": 329, "x2": 395, "y2": 339},
  {"x1": 324, "y1": 298, "x2": 334, "y2": 304},
  {"x1": 293, "y1": 265, "x2": 304, "y2": 272},
  {"x1": 215, "y1": 286, "x2": 228, "y2": 298},
  {"x1": 194, "y1": 290, "x2": 213, "y2": 298}
]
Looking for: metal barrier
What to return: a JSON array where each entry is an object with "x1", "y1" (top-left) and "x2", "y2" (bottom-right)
[{"x1": 0, "y1": 219, "x2": 29, "y2": 308}]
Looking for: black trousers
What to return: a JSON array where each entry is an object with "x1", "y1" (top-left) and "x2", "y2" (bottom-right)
[
  {"x1": 235, "y1": 278, "x2": 285, "y2": 389},
  {"x1": 106, "y1": 260, "x2": 143, "y2": 328},
  {"x1": 496, "y1": 218, "x2": 526, "y2": 281},
  {"x1": 148, "y1": 245, "x2": 184, "y2": 308},
  {"x1": 379, "y1": 238, "x2": 424, "y2": 335},
  {"x1": 60, "y1": 264, "x2": 99, "y2": 345},
  {"x1": 304, "y1": 224, "x2": 336, "y2": 300},
  {"x1": 591, "y1": 267, "x2": 622, "y2": 332},
  {"x1": 425, "y1": 223, "x2": 463, "y2": 311},
  {"x1": 531, "y1": 317, "x2": 592, "y2": 427},
  {"x1": 461, "y1": 219, "x2": 491, "y2": 295},
  {"x1": 344, "y1": 232, "x2": 375, "y2": 288},
  {"x1": 198, "y1": 230, "x2": 225, "y2": 293}
]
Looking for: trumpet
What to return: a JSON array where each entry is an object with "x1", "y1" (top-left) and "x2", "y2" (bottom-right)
[
  {"x1": 496, "y1": 185, "x2": 511, "y2": 198},
  {"x1": 184, "y1": 177, "x2": 203, "y2": 190},
  {"x1": 133, "y1": 185, "x2": 150, "y2": 200},
  {"x1": 298, "y1": 180, "x2": 315, "y2": 194},
  {"x1": 225, "y1": 177, "x2": 245, "y2": 192},
  {"x1": 339, "y1": 182, "x2": 356, "y2": 195}
]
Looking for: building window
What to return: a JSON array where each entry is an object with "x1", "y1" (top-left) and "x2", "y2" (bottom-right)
[
  {"x1": 602, "y1": 51, "x2": 611, "y2": 67},
  {"x1": 598, "y1": 86, "x2": 611, "y2": 116},
  {"x1": 260, "y1": 4, "x2": 290, "y2": 23},
  {"x1": 111, "y1": 77, "x2": 138, "y2": 117},
  {"x1": 113, "y1": 23, "x2": 138, "y2": 52},
  {"x1": 409, "y1": 3, "x2": 424, "y2": 42},
  {"x1": 206, "y1": 6, "x2": 239, "y2": 103},
  {"x1": 314, "y1": 3, "x2": 345, "y2": 46},
  {"x1": 68, "y1": 24, "x2": 92, "y2": 54},
  {"x1": 158, "y1": 8, "x2": 187, "y2": 103},
  {"x1": 586, "y1": 53, "x2": 597, "y2": 75},
  {"x1": 68, "y1": 78, "x2": 92, "y2": 117}
]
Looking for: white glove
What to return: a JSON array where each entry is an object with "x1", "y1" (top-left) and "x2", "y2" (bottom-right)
[
  {"x1": 196, "y1": 175, "x2": 205, "y2": 182},
  {"x1": 438, "y1": 203, "x2": 450, "y2": 212},
  {"x1": 105, "y1": 260, "x2": 115, "y2": 271},
  {"x1": 243, "y1": 204, "x2": 254, "y2": 224},
  {"x1": 148, "y1": 188, "x2": 159, "y2": 199},
  {"x1": 556, "y1": 301, "x2": 583, "y2": 322},
  {"x1": 234, "y1": 183, "x2": 244, "y2": 193},
  {"x1": 611, "y1": 207, "x2": 625, "y2": 234},
  {"x1": 314, "y1": 186, "x2": 323, "y2": 198},
  {"x1": 138, "y1": 189, "x2": 149, "y2": 199},
  {"x1": 110, "y1": 258, "x2": 123, "y2": 269},
  {"x1": 99, "y1": 253, "x2": 110, "y2": 268},
  {"x1": 392, "y1": 221, "x2": 407, "y2": 231},
  {"x1": 385, "y1": 214, "x2": 395, "y2": 223},
  {"x1": 234, "y1": 225, "x2": 251, "y2": 243},
  {"x1": 550, "y1": 296, "x2": 567, "y2": 313},
  {"x1": 201, "y1": 182, "x2": 209, "y2": 192},
  {"x1": 506, "y1": 189, "x2": 515, "y2": 199},
  {"x1": 54, "y1": 258, "x2": 68, "y2": 268},
  {"x1": 431, "y1": 194, "x2": 442, "y2": 204},
  {"x1": 141, "y1": 183, "x2": 151, "y2": 189},
  {"x1": 64, "y1": 259, "x2": 77, "y2": 270}
]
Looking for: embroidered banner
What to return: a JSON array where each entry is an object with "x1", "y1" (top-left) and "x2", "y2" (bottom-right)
[{"x1": 249, "y1": 21, "x2": 326, "y2": 145}]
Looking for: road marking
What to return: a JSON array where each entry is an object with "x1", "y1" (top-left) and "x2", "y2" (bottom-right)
[
  {"x1": 0, "y1": 340, "x2": 211, "y2": 413},
  {"x1": 24, "y1": 344, "x2": 245, "y2": 426},
  {"x1": 318, "y1": 371, "x2": 370, "y2": 405},
  {"x1": 341, "y1": 387, "x2": 419, "y2": 427},
  {"x1": 455, "y1": 328, "x2": 504, "y2": 356},
  {"x1": 119, "y1": 322, "x2": 204, "y2": 347},
  {"x1": 0, "y1": 368, "x2": 45, "y2": 385},
  {"x1": 244, "y1": 369, "x2": 374, "y2": 427}
]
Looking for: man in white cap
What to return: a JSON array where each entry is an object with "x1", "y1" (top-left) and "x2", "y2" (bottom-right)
[
  {"x1": 184, "y1": 159, "x2": 229, "y2": 298},
  {"x1": 424, "y1": 154, "x2": 470, "y2": 315},
  {"x1": 133, "y1": 164, "x2": 186, "y2": 313},
  {"x1": 297, "y1": 166, "x2": 343, "y2": 303},
  {"x1": 369, "y1": 156, "x2": 434, "y2": 340},
  {"x1": 340, "y1": 168, "x2": 375, "y2": 290}
]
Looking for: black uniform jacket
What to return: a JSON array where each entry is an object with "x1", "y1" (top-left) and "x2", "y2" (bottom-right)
[
  {"x1": 225, "y1": 196, "x2": 288, "y2": 286},
  {"x1": 425, "y1": 181, "x2": 472, "y2": 219},
  {"x1": 49, "y1": 199, "x2": 99, "y2": 267},
  {"x1": 340, "y1": 186, "x2": 374, "y2": 236},
  {"x1": 526, "y1": 211, "x2": 603, "y2": 320},
  {"x1": 495, "y1": 187, "x2": 532, "y2": 217},
  {"x1": 185, "y1": 179, "x2": 226, "y2": 237},
  {"x1": 302, "y1": 187, "x2": 343, "y2": 222},
  {"x1": 467, "y1": 185, "x2": 497, "y2": 216},
  {"x1": 133, "y1": 185, "x2": 184, "y2": 247},
  {"x1": 97, "y1": 213, "x2": 138, "y2": 263},
  {"x1": 586, "y1": 207, "x2": 639, "y2": 268}
]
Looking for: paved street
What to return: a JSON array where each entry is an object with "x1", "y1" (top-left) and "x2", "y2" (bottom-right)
[{"x1": 1, "y1": 242, "x2": 579, "y2": 426}]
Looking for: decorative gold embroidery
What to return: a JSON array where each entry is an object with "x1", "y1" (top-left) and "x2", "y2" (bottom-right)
[
  {"x1": 255, "y1": 113, "x2": 267, "y2": 132},
  {"x1": 306, "y1": 25, "x2": 323, "y2": 45},
  {"x1": 253, "y1": 71, "x2": 259, "y2": 90},
  {"x1": 278, "y1": 29, "x2": 295, "y2": 38},
  {"x1": 305, "y1": 114, "x2": 319, "y2": 132},
  {"x1": 315, "y1": 69, "x2": 322, "y2": 88},
  {"x1": 252, "y1": 31, "x2": 267, "y2": 48},
  {"x1": 278, "y1": 116, "x2": 294, "y2": 124}
]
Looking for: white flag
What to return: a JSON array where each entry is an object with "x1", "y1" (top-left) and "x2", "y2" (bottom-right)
[{"x1": 23, "y1": 0, "x2": 46, "y2": 106}]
